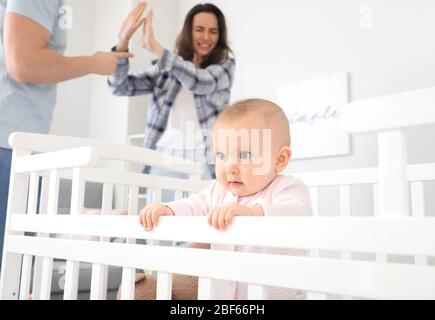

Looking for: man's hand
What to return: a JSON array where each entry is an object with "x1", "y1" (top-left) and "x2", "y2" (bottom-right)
[{"x1": 91, "y1": 51, "x2": 134, "y2": 75}]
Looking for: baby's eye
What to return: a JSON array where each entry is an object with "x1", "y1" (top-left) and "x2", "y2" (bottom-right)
[
  {"x1": 216, "y1": 152, "x2": 226, "y2": 161},
  {"x1": 240, "y1": 151, "x2": 252, "y2": 160}
]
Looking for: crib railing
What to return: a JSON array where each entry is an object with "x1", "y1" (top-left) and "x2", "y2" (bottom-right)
[
  {"x1": 0, "y1": 133, "x2": 205, "y2": 300},
  {"x1": 293, "y1": 163, "x2": 435, "y2": 299},
  {"x1": 4, "y1": 214, "x2": 435, "y2": 300},
  {"x1": 1, "y1": 86, "x2": 435, "y2": 300},
  {"x1": 1, "y1": 132, "x2": 434, "y2": 300}
]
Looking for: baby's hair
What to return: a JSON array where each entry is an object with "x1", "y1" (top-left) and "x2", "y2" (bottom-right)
[{"x1": 215, "y1": 99, "x2": 291, "y2": 146}]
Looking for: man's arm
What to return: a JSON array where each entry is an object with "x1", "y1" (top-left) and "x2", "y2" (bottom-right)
[{"x1": 4, "y1": 13, "x2": 132, "y2": 84}]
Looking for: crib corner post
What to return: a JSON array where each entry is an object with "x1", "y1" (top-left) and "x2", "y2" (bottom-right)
[
  {"x1": 377, "y1": 130, "x2": 410, "y2": 217},
  {"x1": 0, "y1": 149, "x2": 31, "y2": 300}
]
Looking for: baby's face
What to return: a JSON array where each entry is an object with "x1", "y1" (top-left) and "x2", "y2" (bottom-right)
[{"x1": 213, "y1": 119, "x2": 281, "y2": 197}]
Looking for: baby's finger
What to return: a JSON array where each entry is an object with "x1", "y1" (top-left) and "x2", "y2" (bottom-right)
[
  {"x1": 151, "y1": 208, "x2": 160, "y2": 227},
  {"x1": 139, "y1": 206, "x2": 148, "y2": 226},
  {"x1": 224, "y1": 208, "x2": 235, "y2": 228},
  {"x1": 140, "y1": 207, "x2": 150, "y2": 229},
  {"x1": 138, "y1": 208, "x2": 145, "y2": 226},
  {"x1": 218, "y1": 208, "x2": 227, "y2": 230},
  {"x1": 207, "y1": 208, "x2": 216, "y2": 226},
  {"x1": 145, "y1": 208, "x2": 154, "y2": 230},
  {"x1": 211, "y1": 208, "x2": 221, "y2": 230}
]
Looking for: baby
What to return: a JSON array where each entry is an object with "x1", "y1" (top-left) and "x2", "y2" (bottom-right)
[{"x1": 139, "y1": 98, "x2": 312, "y2": 299}]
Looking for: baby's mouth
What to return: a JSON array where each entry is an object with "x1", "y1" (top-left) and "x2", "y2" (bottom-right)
[{"x1": 228, "y1": 181, "x2": 243, "y2": 186}]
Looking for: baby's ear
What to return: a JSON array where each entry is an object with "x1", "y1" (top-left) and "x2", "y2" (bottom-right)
[{"x1": 275, "y1": 147, "x2": 292, "y2": 172}]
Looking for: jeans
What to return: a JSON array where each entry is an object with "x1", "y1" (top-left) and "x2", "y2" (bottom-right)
[
  {"x1": 146, "y1": 147, "x2": 213, "y2": 204},
  {"x1": 0, "y1": 148, "x2": 12, "y2": 268}
]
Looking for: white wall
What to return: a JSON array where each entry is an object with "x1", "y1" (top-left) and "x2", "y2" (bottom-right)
[
  {"x1": 51, "y1": 0, "x2": 96, "y2": 138},
  {"x1": 127, "y1": 0, "x2": 179, "y2": 136},
  {"x1": 51, "y1": 0, "x2": 435, "y2": 214},
  {"x1": 178, "y1": 0, "x2": 435, "y2": 166},
  {"x1": 177, "y1": 0, "x2": 435, "y2": 217},
  {"x1": 53, "y1": 0, "x2": 178, "y2": 142}
]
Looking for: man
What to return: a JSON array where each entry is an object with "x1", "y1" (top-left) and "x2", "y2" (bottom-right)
[{"x1": 0, "y1": 0, "x2": 132, "y2": 267}]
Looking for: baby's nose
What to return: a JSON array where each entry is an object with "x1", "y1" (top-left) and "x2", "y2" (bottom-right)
[{"x1": 226, "y1": 163, "x2": 239, "y2": 174}]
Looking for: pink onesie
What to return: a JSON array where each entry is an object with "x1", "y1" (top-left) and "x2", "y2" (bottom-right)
[{"x1": 166, "y1": 174, "x2": 313, "y2": 300}]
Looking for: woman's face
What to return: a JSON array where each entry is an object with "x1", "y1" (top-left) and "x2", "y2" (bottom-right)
[{"x1": 191, "y1": 12, "x2": 219, "y2": 60}]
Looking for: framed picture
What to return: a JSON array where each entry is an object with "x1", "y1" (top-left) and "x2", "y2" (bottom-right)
[{"x1": 276, "y1": 72, "x2": 351, "y2": 160}]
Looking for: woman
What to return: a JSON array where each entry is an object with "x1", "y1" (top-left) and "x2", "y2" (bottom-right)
[{"x1": 108, "y1": 2, "x2": 235, "y2": 203}]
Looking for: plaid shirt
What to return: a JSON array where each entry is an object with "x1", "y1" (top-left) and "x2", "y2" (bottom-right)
[{"x1": 108, "y1": 49, "x2": 236, "y2": 175}]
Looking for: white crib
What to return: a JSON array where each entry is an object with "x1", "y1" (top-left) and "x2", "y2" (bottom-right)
[{"x1": 1, "y1": 87, "x2": 435, "y2": 300}]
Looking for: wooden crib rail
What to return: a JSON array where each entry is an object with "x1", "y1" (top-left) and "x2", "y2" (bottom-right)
[
  {"x1": 8, "y1": 132, "x2": 204, "y2": 175},
  {"x1": 8, "y1": 215, "x2": 435, "y2": 257},
  {"x1": 341, "y1": 86, "x2": 435, "y2": 134},
  {"x1": 5, "y1": 235, "x2": 435, "y2": 300},
  {"x1": 340, "y1": 86, "x2": 435, "y2": 220},
  {"x1": 3, "y1": 215, "x2": 435, "y2": 300}
]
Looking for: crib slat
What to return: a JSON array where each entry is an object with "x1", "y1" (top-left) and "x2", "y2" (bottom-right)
[
  {"x1": 308, "y1": 187, "x2": 320, "y2": 258},
  {"x1": 247, "y1": 284, "x2": 266, "y2": 300},
  {"x1": 0, "y1": 150, "x2": 30, "y2": 300},
  {"x1": 174, "y1": 190, "x2": 183, "y2": 201},
  {"x1": 63, "y1": 168, "x2": 85, "y2": 300},
  {"x1": 197, "y1": 277, "x2": 214, "y2": 300},
  {"x1": 90, "y1": 183, "x2": 113, "y2": 300},
  {"x1": 39, "y1": 170, "x2": 60, "y2": 300},
  {"x1": 31, "y1": 175, "x2": 49, "y2": 300},
  {"x1": 339, "y1": 185, "x2": 352, "y2": 300},
  {"x1": 372, "y1": 184, "x2": 387, "y2": 262},
  {"x1": 119, "y1": 186, "x2": 139, "y2": 300},
  {"x1": 120, "y1": 269, "x2": 135, "y2": 300},
  {"x1": 309, "y1": 187, "x2": 320, "y2": 217},
  {"x1": 339, "y1": 185, "x2": 351, "y2": 260},
  {"x1": 378, "y1": 130, "x2": 409, "y2": 217},
  {"x1": 373, "y1": 184, "x2": 379, "y2": 217},
  {"x1": 156, "y1": 272, "x2": 173, "y2": 300},
  {"x1": 411, "y1": 181, "x2": 428, "y2": 266},
  {"x1": 94, "y1": 185, "x2": 114, "y2": 297},
  {"x1": 411, "y1": 182, "x2": 426, "y2": 217},
  {"x1": 152, "y1": 188, "x2": 162, "y2": 203},
  {"x1": 9, "y1": 235, "x2": 435, "y2": 300},
  {"x1": 39, "y1": 258, "x2": 54, "y2": 300},
  {"x1": 19, "y1": 173, "x2": 39, "y2": 300},
  {"x1": 90, "y1": 264, "x2": 109, "y2": 300},
  {"x1": 149, "y1": 188, "x2": 162, "y2": 247}
]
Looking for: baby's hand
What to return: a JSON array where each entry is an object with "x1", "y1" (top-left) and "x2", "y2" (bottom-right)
[
  {"x1": 139, "y1": 203, "x2": 174, "y2": 231},
  {"x1": 208, "y1": 204, "x2": 256, "y2": 231}
]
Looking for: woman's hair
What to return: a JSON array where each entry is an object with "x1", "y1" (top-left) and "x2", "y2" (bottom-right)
[{"x1": 176, "y1": 3, "x2": 231, "y2": 68}]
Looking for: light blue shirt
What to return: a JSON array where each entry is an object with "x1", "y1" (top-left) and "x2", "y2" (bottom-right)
[{"x1": 0, "y1": 0, "x2": 67, "y2": 149}]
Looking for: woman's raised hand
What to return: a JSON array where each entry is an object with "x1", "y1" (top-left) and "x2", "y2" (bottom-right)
[
  {"x1": 141, "y1": 11, "x2": 164, "y2": 57},
  {"x1": 117, "y1": 2, "x2": 147, "y2": 51}
]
